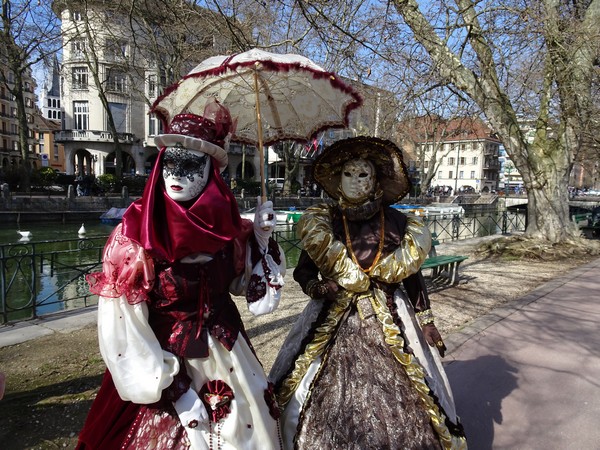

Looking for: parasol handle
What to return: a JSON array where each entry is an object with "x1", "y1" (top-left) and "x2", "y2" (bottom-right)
[
  {"x1": 253, "y1": 65, "x2": 267, "y2": 204},
  {"x1": 254, "y1": 64, "x2": 271, "y2": 232}
]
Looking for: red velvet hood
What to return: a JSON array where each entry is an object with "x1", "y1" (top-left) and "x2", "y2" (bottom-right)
[{"x1": 122, "y1": 148, "x2": 242, "y2": 262}]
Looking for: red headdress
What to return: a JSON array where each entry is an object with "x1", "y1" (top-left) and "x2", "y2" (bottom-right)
[{"x1": 122, "y1": 100, "x2": 242, "y2": 262}]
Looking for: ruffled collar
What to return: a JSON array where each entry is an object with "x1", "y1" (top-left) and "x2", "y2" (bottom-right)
[{"x1": 338, "y1": 191, "x2": 383, "y2": 221}]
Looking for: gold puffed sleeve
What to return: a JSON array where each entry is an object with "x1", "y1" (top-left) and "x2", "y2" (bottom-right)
[
  {"x1": 297, "y1": 204, "x2": 371, "y2": 293},
  {"x1": 368, "y1": 216, "x2": 431, "y2": 283},
  {"x1": 297, "y1": 206, "x2": 431, "y2": 292}
]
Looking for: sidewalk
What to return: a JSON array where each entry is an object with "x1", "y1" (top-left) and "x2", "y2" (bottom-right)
[
  {"x1": 443, "y1": 256, "x2": 600, "y2": 450},
  {"x1": 0, "y1": 307, "x2": 97, "y2": 348}
]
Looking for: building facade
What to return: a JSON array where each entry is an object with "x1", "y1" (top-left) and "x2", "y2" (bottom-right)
[
  {"x1": 417, "y1": 117, "x2": 501, "y2": 194},
  {"x1": 52, "y1": 2, "x2": 156, "y2": 178},
  {"x1": 0, "y1": 58, "x2": 39, "y2": 171}
]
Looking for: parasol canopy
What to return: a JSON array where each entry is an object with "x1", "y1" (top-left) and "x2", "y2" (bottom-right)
[{"x1": 151, "y1": 48, "x2": 363, "y2": 147}]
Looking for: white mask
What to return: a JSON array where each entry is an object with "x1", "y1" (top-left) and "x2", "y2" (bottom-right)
[
  {"x1": 162, "y1": 147, "x2": 211, "y2": 202},
  {"x1": 340, "y1": 158, "x2": 376, "y2": 203}
]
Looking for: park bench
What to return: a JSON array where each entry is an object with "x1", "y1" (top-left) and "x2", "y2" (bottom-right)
[
  {"x1": 572, "y1": 212, "x2": 600, "y2": 239},
  {"x1": 421, "y1": 233, "x2": 468, "y2": 286}
]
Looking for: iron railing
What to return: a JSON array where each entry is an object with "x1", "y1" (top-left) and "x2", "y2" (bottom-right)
[
  {"x1": 0, "y1": 210, "x2": 527, "y2": 324},
  {"x1": 0, "y1": 235, "x2": 107, "y2": 323}
]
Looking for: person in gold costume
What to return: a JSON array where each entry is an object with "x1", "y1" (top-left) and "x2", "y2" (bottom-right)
[{"x1": 269, "y1": 136, "x2": 467, "y2": 449}]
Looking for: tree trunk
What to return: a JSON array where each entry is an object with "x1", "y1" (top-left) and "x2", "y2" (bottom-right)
[{"x1": 392, "y1": 0, "x2": 593, "y2": 243}]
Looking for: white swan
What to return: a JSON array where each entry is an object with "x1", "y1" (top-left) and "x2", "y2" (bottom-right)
[
  {"x1": 78, "y1": 223, "x2": 86, "y2": 236},
  {"x1": 17, "y1": 230, "x2": 32, "y2": 239}
]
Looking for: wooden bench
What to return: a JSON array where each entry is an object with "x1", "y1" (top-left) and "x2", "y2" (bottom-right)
[
  {"x1": 572, "y1": 213, "x2": 592, "y2": 225},
  {"x1": 421, "y1": 234, "x2": 468, "y2": 286}
]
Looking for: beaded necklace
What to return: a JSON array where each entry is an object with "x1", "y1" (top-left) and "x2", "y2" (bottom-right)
[{"x1": 342, "y1": 207, "x2": 385, "y2": 274}]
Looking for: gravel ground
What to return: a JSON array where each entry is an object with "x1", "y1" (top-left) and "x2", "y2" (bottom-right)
[{"x1": 0, "y1": 234, "x2": 597, "y2": 449}]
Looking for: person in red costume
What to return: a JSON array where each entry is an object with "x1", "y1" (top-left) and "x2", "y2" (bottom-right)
[{"x1": 76, "y1": 99, "x2": 285, "y2": 450}]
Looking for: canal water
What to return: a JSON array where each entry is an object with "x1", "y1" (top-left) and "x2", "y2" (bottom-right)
[{"x1": 0, "y1": 221, "x2": 116, "y2": 244}]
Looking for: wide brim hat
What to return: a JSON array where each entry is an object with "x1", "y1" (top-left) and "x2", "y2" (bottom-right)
[
  {"x1": 154, "y1": 100, "x2": 234, "y2": 172},
  {"x1": 313, "y1": 136, "x2": 411, "y2": 205},
  {"x1": 154, "y1": 134, "x2": 228, "y2": 171}
]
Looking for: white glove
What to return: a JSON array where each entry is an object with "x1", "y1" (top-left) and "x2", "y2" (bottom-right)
[
  {"x1": 173, "y1": 388, "x2": 209, "y2": 429},
  {"x1": 253, "y1": 196, "x2": 276, "y2": 250}
]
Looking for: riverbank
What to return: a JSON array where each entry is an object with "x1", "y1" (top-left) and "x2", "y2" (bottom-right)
[{"x1": 0, "y1": 193, "x2": 324, "y2": 225}]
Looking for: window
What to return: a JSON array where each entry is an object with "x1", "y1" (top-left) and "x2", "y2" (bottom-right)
[
  {"x1": 105, "y1": 39, "x2": 128, "y2": 61},
  {"x1": 148, "y1": 74, "x2": 157, "y2": 98},
  {"x1": 47, "y1": 99, "x2": 52, "y2": 107},
  {"x1": 159, "y1": 69, "x2": 169, "y2": 88},
  {"x1": 449, "y1": 171, "x2": 453, "y2": 179},
  {"x1": 472, "y1": 156, "x2": 478, "y2": 165},
  {"x1": 459, "y1": 171, "x2": 464, "y2": 179},
  {"x1": 72, "y1": 67, "x2": 89, "y2": 89},
  {"x1": 108, "y1": 102, "x2": 127, "y2": 133},
  {"x1": 106, "y1": 69, "x2": 127, "y2": 92},
  {"x1": 423, "y1": 160, "x2": 429, "y2": 169},
  {"x1": 448, "y1": 157, "x2": 455, "y2": 165},
  {"x1": 470, "y1": 171, "x2": 476, "y2": 179},
  {"x1": 71, "y1": 40, "x2": 86, "y2": 58},
  {"x1": 72, "y1": 11, "x2": 82, "y2": 21},
  {"x1": 438, "y1": 171, "x2": 442, "y2": 179},
  {"x1": 73, "y1": 101, "x2": 89, "y2": 130},
  {"x1": 149, "y1": 114, "x2": 162, "y2": 136},
  {"x1": 459, "y1": 157, "x2": 466, "y2": 165}
]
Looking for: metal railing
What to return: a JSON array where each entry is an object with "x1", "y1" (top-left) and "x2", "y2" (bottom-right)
[
  {"x1": 0, "y1": 235, "x2": 107, "y2": 323},
  {"x1": 0, "y1": 210, "x2": 527, "y2": 324}
]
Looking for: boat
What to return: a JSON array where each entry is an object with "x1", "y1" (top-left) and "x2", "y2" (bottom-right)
[
  {"x1": 285, "y1": 210, "x2": 303, "y2": 224},
  {"x1": 422, "y1": 205, "x2": 465, "y2": 218},
  {"x1": 392, "y1": 204, "x2": 464, "y2": 218},
  {"x1": 99, "y1": 207, "x2": 128, "y2": 225},
  {"x1": 240, "y1": 207, "x2": 290, "y2": 225},
  {"x1": 391, "y1": 204, "x2": 427, "y2": 216}
]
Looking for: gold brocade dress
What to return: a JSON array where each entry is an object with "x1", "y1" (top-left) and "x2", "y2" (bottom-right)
[{"x1": 269, "y1": 204, "x2": 467, "y2": 450}]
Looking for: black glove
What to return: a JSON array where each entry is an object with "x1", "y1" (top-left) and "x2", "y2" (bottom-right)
[
  {"x1": 308, "y1": 279, "x2": 339, "y2": 302},
  {"x1": 421, "y1": 323, "x2": 447, "y2": 357}
]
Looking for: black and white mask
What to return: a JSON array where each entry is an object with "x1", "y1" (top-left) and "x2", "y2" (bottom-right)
[{"x1": 162, "y1": 146, "x2": 211, "y2": 202}]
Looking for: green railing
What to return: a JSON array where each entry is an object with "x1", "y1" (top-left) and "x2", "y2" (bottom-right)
[{"x1": 0, "y1": 210, "x2": 527, "y2": 324}]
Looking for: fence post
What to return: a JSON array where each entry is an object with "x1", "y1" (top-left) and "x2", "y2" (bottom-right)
[
  {"x1": 502, "y1": 210, "x2": 508, "y2": 234},
  {"x1": 452, "y1": 215, "x2": 460, "y2": 240},
  {"x1": 0, "y1": 248, "x2": 6, "y2": 323}
]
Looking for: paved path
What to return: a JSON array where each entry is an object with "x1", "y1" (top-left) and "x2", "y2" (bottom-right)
[{"x1": 443, "y1": 257, "x2": 600, "y2": 450}]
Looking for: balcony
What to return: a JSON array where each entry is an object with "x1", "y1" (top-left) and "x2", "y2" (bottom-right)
[{"x1": 55, "y1": 129, "x2": 135, "y2": 144}]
